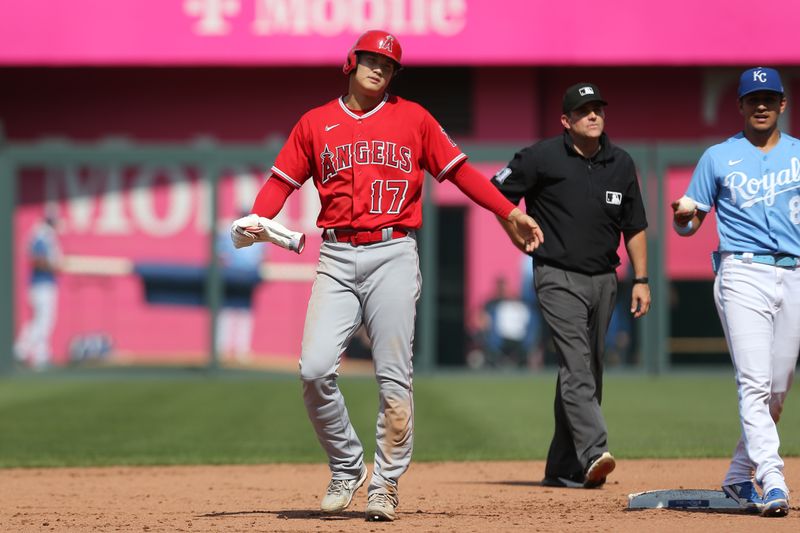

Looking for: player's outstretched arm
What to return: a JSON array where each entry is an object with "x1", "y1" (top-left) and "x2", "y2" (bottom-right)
[{"x1": 447, "y1": 162, "x2": 542, "y2": 252}]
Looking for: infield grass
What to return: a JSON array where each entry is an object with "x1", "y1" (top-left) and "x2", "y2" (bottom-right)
[{"x1": 1, "y1": 371, "x2": 798, "y2": 468}]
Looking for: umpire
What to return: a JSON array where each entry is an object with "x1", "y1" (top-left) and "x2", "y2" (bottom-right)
[{"x1": 491, "y1": 82, "x2": 651, "y2": 488}]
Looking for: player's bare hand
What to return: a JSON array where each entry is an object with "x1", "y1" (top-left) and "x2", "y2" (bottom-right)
[
  {"x1": 507, "y1": 208, "x2": 544, "y2": 252},
  {"x1": 630, "y1": 283, "x2": 651, "y2": 318}
]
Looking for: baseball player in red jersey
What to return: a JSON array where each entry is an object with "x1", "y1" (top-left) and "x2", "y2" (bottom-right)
[{"x1": 237, "y1": 30, "x2": 542, "y2": 521}]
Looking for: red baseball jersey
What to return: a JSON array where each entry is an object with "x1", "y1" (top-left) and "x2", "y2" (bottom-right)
[{"x1": 270, "y1": 94, "x2": 466, "y2": 230}]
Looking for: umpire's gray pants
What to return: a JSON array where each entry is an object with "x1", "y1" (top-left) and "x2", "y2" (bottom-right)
[{"x1": 534, "y1": 263, "x2": 617, "y2": 480}]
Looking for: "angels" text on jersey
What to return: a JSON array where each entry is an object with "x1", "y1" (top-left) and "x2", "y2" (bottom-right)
[{"x1": 320, "y1": 141, "x2": 412, "y2": 183}]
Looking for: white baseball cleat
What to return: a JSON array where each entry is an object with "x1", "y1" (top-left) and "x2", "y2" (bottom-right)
[
  {"x1": 365, "y1": 491, "x2": 398, "y2": 521},
  {"x1": 320, "y1": 468, "x2": 368, "y2": 513}
]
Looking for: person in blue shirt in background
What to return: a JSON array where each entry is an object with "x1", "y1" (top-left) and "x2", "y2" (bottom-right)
[
  {"x1": 672, "y1": 67, "x2": 799, "y2": 518},
  {"x1": 477, "y1": 276, "x2": 534, "y2": 368},
  {"x1": 518, "y1": 255, "x2": 545, "y2": 369},
  {"x1": 215, "y1": 215, "x2": 265, "y2": 364},
  {"x1": 15, "y1": 212, "x2": 61, "y2": 370}
]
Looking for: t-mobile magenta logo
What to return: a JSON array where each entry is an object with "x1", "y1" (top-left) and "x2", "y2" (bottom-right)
[{"x1": 184, "y1": 0, "x2": 241, "y2": 35}]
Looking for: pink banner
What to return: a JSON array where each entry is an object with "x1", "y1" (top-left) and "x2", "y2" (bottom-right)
[
  {"x1": 2, "y1": 0, "x2": 800, "y2": 66},
  {"x1": 665, "y1": 168, "x2": 720, "y2": 280},
  {"x1": 14, "y1": 167, "x2": 315, "y2": 365}
]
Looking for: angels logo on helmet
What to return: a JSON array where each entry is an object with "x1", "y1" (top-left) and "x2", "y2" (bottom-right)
[{"x1": 378, "y1": 35, "x2": 395, "y2": 53}]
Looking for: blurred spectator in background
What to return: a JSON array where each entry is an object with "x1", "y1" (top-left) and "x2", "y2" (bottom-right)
[
  {"x1": 471, "y1": 276, "x2": 540, "y2": 369},
  {"x1": 14, "y1": 211, "x2": 62, "y2": 370},
  {"x1": 605, "y1": 263, "x2": 634, "y2": 367},
  {"x1": 519, "y1": 254, "x2": 545, "y2": 369},
  {"x1": 216, "y1": 216, "x2": 264, "y2": 364}
]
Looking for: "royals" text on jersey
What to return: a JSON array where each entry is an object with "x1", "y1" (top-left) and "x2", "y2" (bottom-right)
[{"x1": 725, "y1": 156, "x2": 800, "y2": 208}]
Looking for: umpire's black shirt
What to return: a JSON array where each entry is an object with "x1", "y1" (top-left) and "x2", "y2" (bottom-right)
[{"x1": 491, "y1": 131, "x2": 648, "y2": 275}]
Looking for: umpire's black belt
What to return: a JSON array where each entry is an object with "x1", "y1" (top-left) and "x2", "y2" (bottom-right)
[{"x1": 323, "y1": 227, "x2": 408, "y2": 246}]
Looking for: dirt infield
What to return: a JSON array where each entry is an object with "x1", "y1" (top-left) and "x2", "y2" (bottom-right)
[{"x1": 2, "y1": 459, "x2": 798, "y2": 532}]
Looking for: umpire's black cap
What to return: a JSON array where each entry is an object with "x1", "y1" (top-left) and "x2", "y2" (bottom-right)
[{"x1": 562, "y1": 82, "x2": 608, "y2": 113}]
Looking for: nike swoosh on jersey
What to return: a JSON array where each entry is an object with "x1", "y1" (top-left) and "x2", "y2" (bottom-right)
[
  {"x1": 728, "y1": 158, "x2": 743, "y2": 166},
  {"x1": 325, "y1": 124, "x2": 340, "y2": 131}
]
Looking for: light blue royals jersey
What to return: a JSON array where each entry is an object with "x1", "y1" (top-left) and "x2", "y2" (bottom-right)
[
  {"x1": 29, "y1": 223, "x2": 60, "y2": 285},
  {"x1": 686, "y1": 131, "x2": 800, "y2": 256},
  {"x1": 216, "y1": 228, "x2": 263, "y2": 272}
]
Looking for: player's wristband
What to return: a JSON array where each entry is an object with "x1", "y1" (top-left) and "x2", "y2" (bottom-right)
[
  {"x1": 672, "y1": 219, "x2": 693, "y2": 235},
  {"x1": 632, "y1": 277, "x2": 649, "y2": 285}
]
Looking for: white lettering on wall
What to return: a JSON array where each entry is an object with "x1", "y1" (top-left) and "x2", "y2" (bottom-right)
[
  {"x1": 253, "y1": 0, "x2": 308, "y2": 34},
  {"x1": 350, "y1": 0, "x2": 388, "y2": 32},
  {"x1": 309, "y1": 0, "x2": 348, "y2": 36},
  {"x1": 195, "y1": 176, "x2": 213, "y2": 234},
  {"x1": 51, "y1": 167, "x2": 316, "y2": 236},
  {"x1": 96, "y1": 167, "x2": 131, "y2": 234},
  {"x1": 250, "y1": 0, "x2": 466, "y2": 35},
  {"x1": 61, "y1": 167, "x2": 104, "y2": 233},
  {"x1": 232, "y1": 171, "x2": 263, "y2": 215},
  {"x1": 432, "y1": 0, "x2": 466, "y2": 36},
  {"x1": 45, "y1": 170, "x2": 60, "y2": 212},
  {"x1": 184, "y1": 0, "x2": 242, "y2": 35},
  {"x1": 131, "y1": 167, "x2": 193, "y2": 236}
]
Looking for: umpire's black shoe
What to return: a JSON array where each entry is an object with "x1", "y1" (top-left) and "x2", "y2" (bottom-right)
[
  {"x1": 584, "y1": 452, "x2": 616, "y2": 488},
  {"x1": 541, "y1": 475, "x2": 585, "y2": 488},
  {"x1": 542, "y1": 473, "x2": 584, "y2": 489}
]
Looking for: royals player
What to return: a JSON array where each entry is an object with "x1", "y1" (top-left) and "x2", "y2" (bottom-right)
[
  {"x1": 14, "y1": 212, "x2": 61, "y2": 370},
  {"x1": 237, "y1": 30, "x2": 542, "y2": 521},
  {"x1": 672, "y1": 67, "x2": 799, "y2": 518}
]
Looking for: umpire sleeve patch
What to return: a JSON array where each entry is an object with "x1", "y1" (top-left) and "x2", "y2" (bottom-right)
[{"x1": 494, "y1": 167, "x2": 513, "y2": 184}]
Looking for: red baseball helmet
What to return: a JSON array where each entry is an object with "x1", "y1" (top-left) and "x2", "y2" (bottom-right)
[{"x1": 342, "y1": 30, "x2": 403, "y2": 75}]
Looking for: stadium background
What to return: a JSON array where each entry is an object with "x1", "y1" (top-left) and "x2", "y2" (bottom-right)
[
  {"x1": 5, "y1": 0, "x2": 794, "y2": 375},
  {"x1": 3, "y1": 2, "x2": 800, "y2": 531}
]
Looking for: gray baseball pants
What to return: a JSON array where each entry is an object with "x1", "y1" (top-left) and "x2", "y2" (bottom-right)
[
  {"x1": 534, "y1": 262, "x2": 617, "y2": 480},
  {"x1": 299, "y1": 235, "x2": 421, "y2": 496}
]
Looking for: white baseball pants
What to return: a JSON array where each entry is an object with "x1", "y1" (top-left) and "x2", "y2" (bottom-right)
[
  {"x1": 715, "y1": 253, "x2": 800, "y2": 495},
  {"x1": 216, "y1": 307, "x2": 253, "y2": 362},
  {"x1": 14, "y1": 282, "x2": 58, "y2": 369}
]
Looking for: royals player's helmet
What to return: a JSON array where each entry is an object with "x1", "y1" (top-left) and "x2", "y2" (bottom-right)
[{"x1": 342, "y1": 30, "x2": 403, "y2": 75}]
